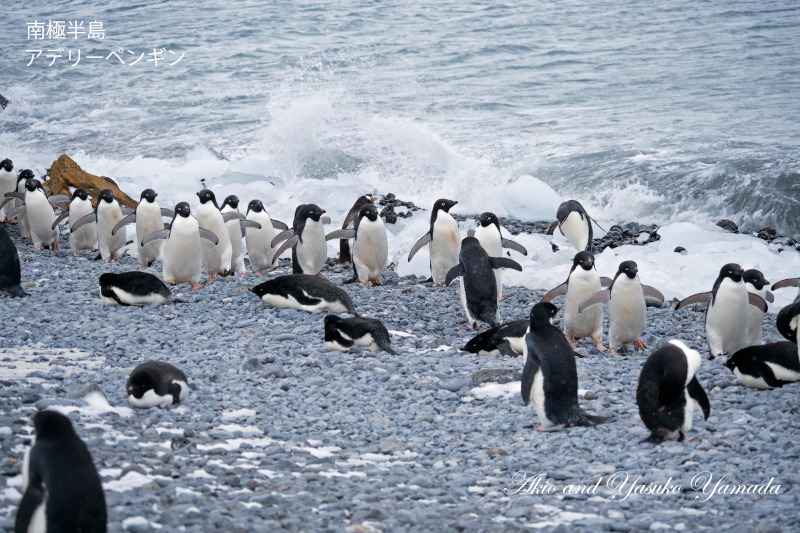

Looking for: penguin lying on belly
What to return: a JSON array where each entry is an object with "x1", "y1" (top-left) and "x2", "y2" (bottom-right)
[
  {"x1": 250, "y1": 274, "x2": 358, "y2": 315},
  {"x1": 462, "y1": 319, "x2": 529, "y2": 357},
  {"x1": 99, "y1": 271, "x2": 184, "y2": 306},
  {"x1": 725, "y1": 342, "x2": 800, "y2": 389},
  {"x1": 127, "y1": 361, "x2": 189, "y2": 408},
  {"x1": 324, "y1": 315, "x2": 398, "y2": 354}
]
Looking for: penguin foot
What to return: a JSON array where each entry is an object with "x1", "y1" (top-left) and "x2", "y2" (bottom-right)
[
  {"x1": 568, "y1": 340, "x2": 578, "y2": 348},
  {"x1": 317, "y1": 272, "x2": 324, "y2": 278},
  {"x1": 73, "y1": 252, "x2": 79, "y2": 257},
  {"x1": 254, "y1": 270, "x2": 263, "y2": 277},
  {"x1": 239, "y1": 272, "x2": 246, "y2": 278},
  {"x1": 206, "y1": 275, "x2": 217, "y2": 282},
  {"x1": 191, "y1": 284, "x2": 203, "y2": 291},
  {"x1": 6, "y1": 220, "x2": 16, "y2": 224},
  {"x1": 363, "y1": 280, "x2": 370, "y2": 287},
  {"x1": 372, "y1": 278, "x2": 382, "y2": 286},
  {"x1": 610, "y1": 348, "x2": 619, "y2": 355},
  {"x1": 595, "y1": 342, "x2": 607, "y2": 352},
  {"x1": 33, "y1": 247, "x2": 41, "y2": 251},
  {"x1": 680, "y1": 431, "x2": 696, "y2": 442},
  {"x1": 112, "y1": 253, "x2": 118, "y2": 261},
  {"x1": 92, "y1": 247, "x2": 98, "y2": 252},
  {"x1": 633, "y1": 338, "x2": 646, "y2": 350},
  {"x1": 22, "y1": 234, "x2": 30, "y2": 239},
  {"x1": 536, "y1": 426, "x2": 549, "y2": 432},
  {"x1": 52, "y1": 240, "x2": 59, "y2": 250},
  {"x1": 140, "y1": 264, "x2": 148, "y2": 269},
  {"x1": 104, "y1": 258, "x2": 110, "y2": 263},
  {"x1": 498, "y1": 296, "x2": 507, "y2": 301}
]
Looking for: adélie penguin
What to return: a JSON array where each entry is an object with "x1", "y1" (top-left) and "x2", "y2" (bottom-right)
[
  {"x1": 70, "y1": 189, "x2": 131, "y2": 261},
  {"x1": 542, "y1": 251, "x2": 612, "y2": 351},
  {"x1": 556, "y1": 200, "x2": 600, "y2": 252},
  {"x1": 50, "y1": 188, "x2": 98, "y2": 256},
  {"x1": 473, "y1": 212, "x2": 528, "y2": 300},
  {"x1": 196, "y1": 189, "x2": 233, "y2": 280},
  {"x1": 325, "y1": 204, "x2": 389, "y2": 286},
  {"x1": 725, "y1": 342, "x2": 800, "y2": 389},
  {"x1": 15, "y1": 410, "x2": 106, "y2": 533},
  {"x1": 0, "y1": 225, "x2": 27, "y2": 297},
  {"x1": 579, "y1": 260, "x2": 664, "y2": 355},
  {"x1": 408, "y1": 199, "x2": 461, "y2": 285},
  {"x1": 271, "y1": 204, "x2": 332, "y2": 275},
  {"x1": 99, "y1": 271, "x2": 184, "y2": 306},
  {"x1": 243, "y1": 199, "x2": 288, "y2": 276},
  {"x1": 675, "y1": 263, "x2": 768, "y2": 358},
  {"x1": 0, "y1": 158, "x2": 14, "y2": 221},
  {"x1": 324, "y1": 315, "x2": 398, "y2": 354},
  {"x1": 110, "y1": 189, "x2": 172, "y2": 268},
  {"x1": 444, "y1": 234, "x2": 522, "y2": 329},
  {"x1": 462, "y1": 319, "x2": 529, "y2": 356},
  {"x1": 220, "y1": 195, "x2": 260, "y2": 277},
  {"x1": 770, "y1": 277, "x2": 800, "y2": 350},
  {"x1": 636, "y1": 340, "x2": 710, "y2": 444},
  {"x1": 15, "y1": 169, "x2": 35, "y2": 237},
  {"x1": 521, "y1": 302, "x2": 610, "y2": 430},
  {"x1": 127, "y1": 361, "x2": 189, "y2": 408},
  {"x1": 250, "y1": 274, "x2": 358, "y2": 315},
  {"x1": 4, "y1": 179, "x2": 68, "y2": 251},
  {"x1": 743, "y1": 269, "x2": 773, "y2": 347},
  {"x1": 336, "y1": 194, "x2": 376, "y2": 265},
  {"x1": 140, "y1": 202, "x2": 219, "y2": 290}
]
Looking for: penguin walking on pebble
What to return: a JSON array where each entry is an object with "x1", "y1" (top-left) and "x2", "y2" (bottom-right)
[
  {"x1": 676, "y1": 264, "x2": 767, "y2": 358},
  {"x1": 71, "y1": 189, "x2": 131, "y2": 261},
  {"x1": 127, "y1": 361, "x2": 189, "y2": 408},
  {"x1": 99, "y1": 271, "x2": 184, "y2": 306},
  {"x1": 326, "y1": 204, "x2": 389, "y2": 286},
  {"x1": 141, "y1": 202, "x2": 219, "y2": 290},
  {"x1": 725, "y1": 342, "x2": 800, "y2": 389},
  {"x1": 220, "y1": 195, "x2": 249, "y2": 277},
  {"x1": 196, "y1": 190, "x2": 234, "y2": 280},
  {"x1": 579, "y1": 260, "x2": 664, "y2": 355},
  {"x1": 473, "y1": 212, "x2": 528, "y2": 300},
  {"x1": 15, "y1": 169, "x2": 35, "y2": 237},
  {"x1": 0, "y1": 225, "x2": 27, "y2": 297},
  {"x1": 521, "y1": 302, "x2": 610, "y2": 430},
  {"x1": 444, "y1": 234, "x2": 522, "y2": 329},
  {"x1": 542, "y1": 251, "x2": 613, "y2": 352},
  {"x1": 462, "y1": 319, "x2": 529, "y2": 356},
  {"x1": 556, "y1": 200, "x2": 599, "y2": 252},
  {"x1": 243, "y1": 199, "x2": 288, "y2": 276},
  {"x1": 250, "y1": 274, "x2": 358, "y2": 315},
  {"x1": 15, "y1": 410, "x2": 106, "y2": 533},
  {"x1": 4, "y1": 179, "x2": 68, "y2": 251},
  {"x1": 324, "y1": 315, "x2": 398, "y2": 354},
  {"x1": 50, "y1": 188, "x2": 98, "y2": 256},
  {"x1": 744, "y1": 269, "x2": 773, "y2": 347},
  {"x1": 336, "y1": 194, "x2": 375, "y2": 265},
  {"x1": 408, "y1": 199, "x2": 461, "y2": 285},
  {"x1": 110, "y1": 189, "x2": 172, "y2": 268},
  {"x1": 271, "y1": 204, "x2": 332, "y2": 275},
  {"x1": 0, "y1": 158, "x2": 14, "y2": 221},
  {"x1": 637, "y1": 340, "x2": 710, "y2": 444}
]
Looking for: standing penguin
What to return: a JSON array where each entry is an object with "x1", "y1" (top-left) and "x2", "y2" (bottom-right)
[
  {"x1": 15, "y1": 169, "x2": 36, "y2": 237},
  {"x1": 243, "y1": 199, "x2": 288, "y2": 276},
  {"x1": 676, "y1": 264, "x2": 768, "y2": 358},
  {"x1": 408, "y1": 199, "x2": 461, "y2": 285},
  {"x1": 271, "y1": 204, "x2": 331, "y2": 275},
  {"x1": 70, "y1": 189, "x2": 129, "y2": 261},
  {"x1": 637, "y1": 340, "x2": 710, "y2": 443},
  {"x1": 140, "y1": 202, "x2": 219, "y2": 290},
  {"x1": 543, "y1": 251, "x2": 613, "y2": 351},
  {"x1": 110, "y1": 189, "x2": 171, "y2": 268},
  {"x1": 336, "y1": 194, "x2": 375, "y2": 265},
  {"x1": 15, "y1": 410, "x2": 106, "y2": 533},
  {"x1": 195, "y1": 189, "x2": 234, "y2": 280},
  {"x1": 473, "y1": 212, "x2": 528, "y2": 300},
  {"x1": 0, "y1": 225, "x2": 27, "y2": 297},
  {"x1": 743, "y1": 269, "x2": 773, "y2": 347},
  {"x1": 220, "y1": 195, "x2": 247, "y2": 276},
  {"x1": 556, "y1": 200, "x2": 599, "y2": 252},
  {"x1": 4, "y1": 179, "x2": 67, "y2": 251},
  {"x1": 444, "y1": 234, "x2": 522, "y2": 329},
  {"x1": 326, "y1": 204, "x2": 389, "y2": 286},
  {"x1": 50, "y1": 188, "x2": 98, "y2": 256},
  {"x1": 0, "y1": 158, "x2": 14, "y2": 222},
  {"x1": 521, "y1": 302, "x2": 610, "y2": 430},
  {"x1": 579, "y1": 261, "x2": 664, "y2": 355}
]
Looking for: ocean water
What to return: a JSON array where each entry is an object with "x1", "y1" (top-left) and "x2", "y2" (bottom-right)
[{"x1": 1, "y1": 0, "x2": 799, "y2": 234}]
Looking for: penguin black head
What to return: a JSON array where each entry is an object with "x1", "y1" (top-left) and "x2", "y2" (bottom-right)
[
  {"x1": 175, "y1": 202, "x2": 192, "y2": 218},
  {"x1": 18, "y1": 169, "x2": 35, "y2": 184},
  {"x1": 743, "y1": 269, "x2": 769, "y2": 290},
  {"x1": 572, "y1": 251, "x2": 595, "y2": 271},
  {"x1": 720, "y1": 263, "x2": 744, "y2": 283},
  {"x1": 530, "y1": 301, "x2": 558, "y2": 328},
  {"x1": 197, "y1": 189, "x2": 218, "y2": 208},
  {"x1": 617, "y1": 260, "x2": 638, "y2": 279},
  {"x1": 247, "y1": 199, "x2": 264, "y2": 214},
  {"x1": 476, "y1": 212, "x2": 500, "y2": 230},
  {"x1": 0, "y1": 159, "x2": 12, "y2": 172},
  {"x1": 324, "y1": 314, "x2": 343, "y2": 332},
  {"x1": 127, "y1": 369, "x2": 156, "y2": 399},
  {"x1": 433, "y1": 199, "x2": 458, "y2": 214},
  {"x1": 556, "y1": 200, "x2": 586, "y2": 224},
  {"x1": 354, "y1": 195, "x2": 376, "y2": 209},
  {"x1": 98, "y1": 189, "x2": 115, "y2": 204},
  {"x1": 221, "y1": 195, "x2": 239, "y2": 211},
  {"x1": 24, "y1": 179, "x2": 42, "y2": 192},
  {"x1": 723, "y1": 357, "x2": 738, "y2": 372},
  {"x1": 72, "y1": 188, "x2": 90, "y2": 201},
  {"x1": 140, "y1": 189, "x2": 158, "y2": 203},
  {"x1": 358, "y1": 204, "x2": 379, "y2": 222},
  {"x1": 297, "y1": 203, "x2": 326, "y2": 223},
  {"x1": 33, "y1": 410, "x2": 78, "y2": 441}
]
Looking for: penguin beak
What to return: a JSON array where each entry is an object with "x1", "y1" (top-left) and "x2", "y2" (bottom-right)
[
  {"x1": 764, "y1": 280, "x2": 770, "y2": 285},
  {"x1": 196, "y1": 192, "x2": 201, "y2": 197},
  {"x1": 371, "y1": 197, "x2": 377, "y2": 202},
  {"x1": 127, "y1": 387, "x2": 133, "y2": 395},
  {"x1": 321, "y1": 209, "x2": 326, "y2": 214}
]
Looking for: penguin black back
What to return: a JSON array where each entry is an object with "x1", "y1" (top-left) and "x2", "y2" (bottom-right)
[
  {"x1": 251, "y1": 274, "x2": 358, "y2": 315},
  {"x1": 462, "y1": 319, "x2": 528, "y2": 356},
  {"x1": 324, "y1": 315, "x2": 398, "y2": 354},
  {"x1": 726, "y1": 342, "x2": 800, "y2": 389},
  {"x1": 99, "y1": 271, "x2": 180, "y2": 306},
  {"x1": 0, "y1": 225, "x2": 27, "y2": 297},
  {"x1": 127, "y1": 361, "x2": 189, "y2": 406},
  {"x1": 458, "y1": 237, "x2": 498, "y2": 325},
  {"x1": 338, "y1": 195, "x2": 375, "y2": 264}
]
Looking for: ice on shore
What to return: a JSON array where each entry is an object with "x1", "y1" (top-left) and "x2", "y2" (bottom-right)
[{"x1": 501, "y1": 175, "x2": 563, "y2": 222}]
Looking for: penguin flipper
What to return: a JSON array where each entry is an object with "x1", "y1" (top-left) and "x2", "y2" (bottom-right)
[
  {"x1": 541, "y1": 282, "x2": 568, "y2": 303},
  {"x1": 272, "y1": 219, "x2": 288, "y2": 231},
  {"x1": 271, "y1": 234, "x2": 298, "y2": 266},
  {"x1": 686, "y1": 376, "x2": 711, "y2": 420},
  {"x1": 444, "y1": 263, "x2": 465, "y2": 287},
  {"x1": 239, "y1": 220, "x2": 261, "y2": 231},
  {"x1": 771, "y1": 278, "x2": 800, "y2": 291},
  {"x1": 0, "y1": 284, "x2": 29, "y2": 298},
  {"x1": 321, "y1": 216, "x2": 332, "y2": 225},
  {"x1": 642, "y1": 285, "x2": 665, "y2": 305},
  {"x1": 160, "y1": 208, "x2": 174, "y2": 218},
  {"x1": 577, "y1": 412, "x2": 611, "y2": 426},
  {"x1": 600, "y1": 277, "x2": 613, "y2": 288},
  {"x1": 501, "y1": 238, "x2": 528, "y2": 256},
  {"x1": 199, "y1": 228, "x2": 219, "y2": 245},
  {"x1": 520, "y1": 336, "x2": 540, "y2": 406},
  {"x1": 325, "y1": 229, "x2": 356, "y2": 241},
  {"x1": 70, "y1": 213, "x2": 96, "y2": 233},
  {"x1": 766, "y1": 291, "x2": 774, "y2": 303},
  {"x1": 6, "y1": 205, "x2": 26, "y2": 219},
  {"x1": 489, "y1": 257, "x2": 523, "y2": 272},
  {"x1": 222, "y1": 211, "x2": 245, "y2": 223},
  {"x1": 675, "y1": 292, "x2": 712, "y2": 311},
  {"x1": 141, "y1": 229, "x2": 171, "y2": 246},
  {"x1": 578, "y1": 289, "x2": 610, "y2": 313},
  {"x1": 748, "y1": 293, "x2": 768, "y2": 313},
  {"x1": 408, "y1": 233, "x2": 431, "y2": 261},
  {"x1": 271, "y1": 228, "x2": 295, "y2": 248},
  {"x1": 51, "y1": 210, "x2": 70, "y2": 230},
  {"x1": 496, "y1": 341, "x2": 519, "y2": 357},
  {"x1": 0, "y1": 198, "x2": 13, "y2": 210},
  {"x1": 111, "y1": 213, "x2": 136, "y2": 236},
  {"x1": 47, "y1": 194, "x2": 70, "y2": 205},
  {"x1": 4, "y1": 191, "x2": 24, "y2": 200}
]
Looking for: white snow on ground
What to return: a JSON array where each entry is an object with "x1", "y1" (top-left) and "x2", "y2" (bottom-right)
[
  {"x1": 104, "y1": 471, "x2": 170, "y2": 492},
  {"x1": 221, "y1": 408, "x2": 256, "y2": 421},
  {"x1": 46, "y1": 390, "x2": 133, "y2": 419},
  {"x1": 0, "y1": 347, "x2": 101, "y2": 379}
]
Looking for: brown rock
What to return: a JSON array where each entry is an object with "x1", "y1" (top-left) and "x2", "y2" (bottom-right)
[
  {"x1": 45, "y1": 154, "x2": 137, "y2": 209},
  {"x1": 546, "y1": 221, "x2": 558, "y2": 235},
  {"x1": 487, "y1": 446, "x2": 508, "y2": 457}
]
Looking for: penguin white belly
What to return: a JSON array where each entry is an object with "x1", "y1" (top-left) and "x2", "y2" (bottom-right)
[
  {"x1": 532, "y1": 370, "x2": 553, "y2": 427},
  {"x1": 564, "y1": 272, "x2": 602, "y2": 341},
  {"x1": 508, "y1": 336, "x2": 526, "y2": 355},
  {"x1": 105, "y1": 287, "x2": 168, "y2": 306},
  {"x1": 97, "y1": 204, "x2": 125, "y2": 260},
  {"x1": 197, "y1": 207, "x2": 232, "y2": 275},
  {"x1": 682, "y1": 389, "x2": 694, "y2": 433},
  {"x1": 129, "y1": 389, "x2": 174, "y2": 408},
  {"x1": 0, "y1": 170, "x2": 15, "y2": 221},
  {"x1": 475, "y1": 225, "x2": 504, "y2": 298},
  {"x1": 174, "y1": 379, "x2": 189, "y2": 401},
  {"x1": 226, "y1": 220, "x2": 245, "y2": 274},
  {"x1": 430, "y1": 214, "x2": 460, "y2": 284},
  {"x1": 706, "y1": 280, "x2": 749, "y2": 356},
  {"x1": 296, "y1": 222, "x2": 327, "y2": 275},
  {"x1": 458, "y1": 280, "x2": 476, "y2": 326},
  {"x1": 28, "y1": 499, "x2": 47, "y2": 533},
  {"x1": 245, "y1": 212, "x2": 276, "y2": 272},
  {"x1": 745, "y1": 285, "x2": 767, "y2": 347},
  {"x1": 733, "y1": 367, "x2": 772, "y2": 390},
  {"x1": 17, "y1": 180, "x2": 30, "y2": 238},
  {"x1": 352, "y1": 219, "x2": 388, "y2": 282},
  {"x1": 163, "y1": 219, "x2": 202, "y2": 284},
  {"x1": 136, "y1": 202, "x2": 165, "y2": 265},
  {"x1": 608, "y1": 279, "x2": 646, "y2": 348},
  {"x1": 326, "y1": 340, "x2": 351, "y2": 352},
  {"x1": 561, "y1": 211, "x2": 589, "y2": 251},
  {"x1": 261, "y1": 291, "x2": 347, "y2": 314},
  {"x1": 765, "y1": 363, "x2": 800, "y2": 382},
  {"x1": 25, "y1": 192, "x2": 58, "y2": 249},
  {"x1": 68, "y1": 199, "x2": 97, "y2": 252}
]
